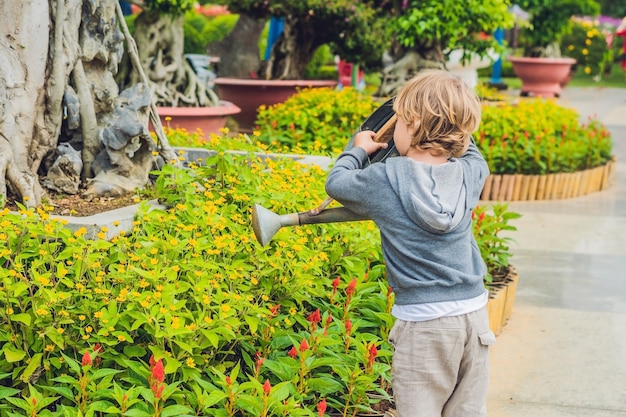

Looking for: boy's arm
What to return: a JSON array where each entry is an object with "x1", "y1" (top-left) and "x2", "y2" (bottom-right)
[
  {"x1": 324, "y1": 146, "x2": 379, "y2": 215},
  {"x1": 459, "y1": 137, "x2": 490, "y2": 203}
]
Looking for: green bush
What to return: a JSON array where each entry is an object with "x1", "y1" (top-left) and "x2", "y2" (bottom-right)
[
  {"x1": 560, "y1": 17, "x2": 613, "y2": 80},
  {"x1": 476, "y1": 98, "x2": 613, "y2": 175},
  {"x1": 255, "y1": 87, "x2": 381, "y2": 155},
  {"x1": 184, "y1": 13, "x2": 239, "y2": 54}
]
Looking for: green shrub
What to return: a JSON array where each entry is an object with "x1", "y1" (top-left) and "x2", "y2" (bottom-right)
[
  {"x1": 476, "y1": 98, "x2": 613, "y2": 175},
  {"x1": 560, "y1": 17, "x2": 613, "y2": 80},
  {"x1": 185, "y1": 12, "x2": 239, "y2": 54},
  {"x1": 255, "y1": 87, "x2": 381, "y2": 155}
]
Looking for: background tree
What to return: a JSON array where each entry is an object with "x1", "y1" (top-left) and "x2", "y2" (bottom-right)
[
  {"x1": 119, "y1": 0, "x2": 220, "y2": 107},
  {"x1": 378, "y1": 0, "x2": 514, "y2": 96},
  {"x1": 0, "y1": 0, "x2": 176, "y2": 208},
  {"x1": 516, "y1": 0, "x2": 601, "y2": 57},
  {"x1": 212, "y1": 0, "x2": 392, "y2": 80},
  {"x1": 212, "y1": 1, "x2": 513, "y2": 96}
]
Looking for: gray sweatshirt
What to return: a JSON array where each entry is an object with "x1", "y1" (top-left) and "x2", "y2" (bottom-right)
[{"x1": 325, "y1": 141, "x2": 489, "y2": 305}]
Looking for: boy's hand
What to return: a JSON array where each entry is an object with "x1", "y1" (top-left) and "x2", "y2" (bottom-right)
[{"x1": 354, "y1": 130, "x2": 388, "y2": 156}]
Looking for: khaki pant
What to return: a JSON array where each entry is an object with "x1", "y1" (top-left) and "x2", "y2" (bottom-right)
[{"x1": 388, "y1": 306, "x2": 495, "y2": 417}]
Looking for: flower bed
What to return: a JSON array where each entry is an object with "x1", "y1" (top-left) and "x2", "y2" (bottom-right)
[
  {"x1": 476, "y1": 98, "x2": 614, "y2": 200},
  {"x1": 0, "y1": 137, "x2": 519, "y2": 415}
]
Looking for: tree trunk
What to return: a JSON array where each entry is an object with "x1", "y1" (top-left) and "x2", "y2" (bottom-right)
[
  {"x1": 262, "y1": 15, "x2": 319, "y2": 80},
  {"x1": 207, "y1": 13, "x2": 265, "y2": 78},
  {"x1": 126, "y1": 10, "x2": 218, "y2": 107},
  {"x1": 0, "y1": 0, "x2": 174, "y2": 208},
  {"x1": 377, "y1": 44, "x2": 446, "y2": 97}
]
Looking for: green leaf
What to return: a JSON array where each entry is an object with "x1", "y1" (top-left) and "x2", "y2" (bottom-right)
[
  {"x1": 2, "y1": 344, "x2": 26, "y2": 363},
  {"x1": 244, "y1": 315, "x2": 259, "y2": 334},
  {"x1": 45, "y1": 327, "x2": 65, "y2": 349},
  {"x1": 123, "y1": 409, "x2": 153, "y2": 417},
  {"x1": 91, "y1": 368, "x2": 123, "y2": 381},
  {"x1": 10, "y1": 313, "x2": 31, "y2": 326},
  {"x1": 160, "y1": 404, "x2": 195, "y2": 417},
  {"x1": 39, "y1": 385, "x2": 74, "y2": 401},
  {"x1": 19, "y1": 353, "x2": 42, "y2": 383},
  {"x1": 123, "y1": 345, "x2": 147, "y2": 358},
  {"x1": 0, "y1": 386, "x2": 21, "y2": 399},
  {"x1": 87, "y1": 400, "x2": 116, "y2": 412}
]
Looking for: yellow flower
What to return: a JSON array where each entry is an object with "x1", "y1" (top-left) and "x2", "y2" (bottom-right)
[
  {"x1": 118, "y1": 335, "x2": 126, "y2": 342},
  {"x1": 585, "y1": 66, "x2": 591, "y2": 74},
  {"x1": 582, "y1": 48, "x2": 589, "y2": 56},
  {"x1": 186, "y1": 357, "x2": 195, "y2": 368},
  {"x1": 56, "y1": 328, "x2": 64, "y2": 334},
  {"x1": 94, "y1": 311, "x2": 103, "y2": 319},
  {"x1": 221, "y1": 304, "x2": 231, "y2": 313}
]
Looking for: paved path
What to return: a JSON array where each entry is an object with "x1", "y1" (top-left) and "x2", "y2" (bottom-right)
[{"x1": 487, "y1": 87, "x2": 626, "y2": 416}]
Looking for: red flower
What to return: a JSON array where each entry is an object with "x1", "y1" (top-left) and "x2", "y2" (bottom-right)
[
  {"x1": 332, "y1": 277, "x2": 341, "y2": 290},
  {"x1": 225, "y1": 376, "x2": 232, "y2": 386},
  {"x1": 368, "y1": 343, "x2": 378, "y2": 366},
  {"x1": 151, "y1": 358, "x2": 165, "y2": 383},
  {"x1": 345, "y1": 319, "x2": 352, "y2": 335},
  {"x1": 255, "y1": 353, "x2": 265, "y2": 374},
  {"x1": 307, "y1": 309, "x2": 321, "y2": 331},
  {"x1": 269, "y1": 304, "x2": 280, "y2": 316},
  {"x1": 288, "y1": 346, "x2": 298, "y2": 358},
  {"x1": 299, "y1": 338, "x2": 309, "y2": 352},
  {"x1": 152, "y1": 382, "x2": 165, "y2": 399},
  {"x1": 93, "y1": 343, "x2": 103, "y2": 353},
  {"x1": 346, "y1": 279, "x2": 357, "y2": 296},
  {"x1": 317, "y1": 398, "x2": 327, "y2": 417},
  {"x1": 81, "y1": 352, "x2": 92, "y2": 367},
  {"x1": 263, "y1": 379, "x2": 271, "y2": 395}
]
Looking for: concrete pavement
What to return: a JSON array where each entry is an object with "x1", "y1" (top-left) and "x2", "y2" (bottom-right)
[{"x1": 487, "y1": 86, "x2": 626, "y2": 416}]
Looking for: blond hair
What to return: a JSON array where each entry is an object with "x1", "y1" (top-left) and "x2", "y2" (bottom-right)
[{"x1": 392, "y1": 69, "x2": 481, "y2": 158}]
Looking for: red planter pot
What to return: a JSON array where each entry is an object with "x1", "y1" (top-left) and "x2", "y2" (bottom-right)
[
  {"x1": 154, "y1": 101, "x2": 241, "y2": 135},
  {"x1": 213, "y1": 78, "x2": 337, "y2": 132},
  {"x1": 508, "y1": 57, "x2": 576, "y2": 98}
]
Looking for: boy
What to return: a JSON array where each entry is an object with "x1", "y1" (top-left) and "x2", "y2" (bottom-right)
[{"x1": 325, "y1": 69, "x2": 494, "y2": 417}]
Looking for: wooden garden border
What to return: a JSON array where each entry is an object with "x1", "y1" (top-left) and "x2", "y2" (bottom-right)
[{"x1": 480, "y1": 159, "x2": 616, "y2": 201}]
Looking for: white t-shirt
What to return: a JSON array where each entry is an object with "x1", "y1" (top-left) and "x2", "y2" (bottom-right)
[{"x1": 392, "y1": 290, "x2": 488, "y2": 322}]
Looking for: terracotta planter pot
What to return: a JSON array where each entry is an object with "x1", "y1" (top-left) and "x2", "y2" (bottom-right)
[
  {"x1": 508, "y1": 57, "x2": 576, "y2": 98},
  {"x1": 154, "y1": 101, "x2": 241, "y2": 135},
  {"x1": 213, "y1": 78, "x2": 337, "y2": 132}
]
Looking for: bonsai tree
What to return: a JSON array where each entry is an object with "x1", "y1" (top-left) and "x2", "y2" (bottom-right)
[
  {"x1": 378, "y1": 0, "x2": 514, "y2": 96},
  {"x1": 516, "y1": 0, "x2": 601, "y2": 57},
  {"x1": 211, "y1": 0, "x2": 392, "y2": 80},
  {"x1": 120, "y1": 0, "x2": 220, "y2": 107},
  {"x1": 0, "y1": 0, "x2": 178, "y2": 208}
]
